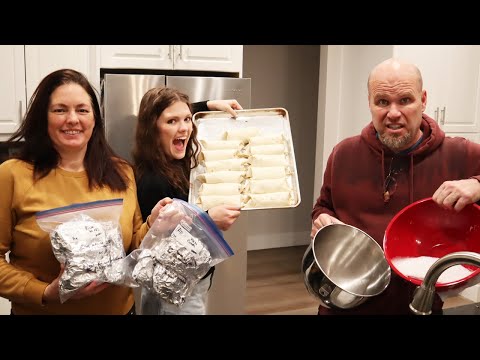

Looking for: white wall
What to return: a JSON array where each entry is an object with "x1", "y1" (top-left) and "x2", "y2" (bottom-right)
[
  {"x1": 315, "y1": 45, "x2": 393, "y2": 187},
  {"x1": 314, "y1": 45, "x2": 393, "y2": 199},
  {"x1": 243, "y1": 45, "x2": 320, "y2": 250}
]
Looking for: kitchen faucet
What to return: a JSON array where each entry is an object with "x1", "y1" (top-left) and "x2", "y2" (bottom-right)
[{"x1": 409, "y1": 251, "x2": 480, "y2": 315}]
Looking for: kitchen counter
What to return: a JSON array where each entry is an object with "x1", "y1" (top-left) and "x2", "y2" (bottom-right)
[{"x1": 442, "y1": 302, "x2": 480, "y2": 315}]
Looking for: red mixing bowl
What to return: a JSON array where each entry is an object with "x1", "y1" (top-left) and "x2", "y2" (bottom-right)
[{"x1": 384, "y1": 197, "x2": 480, "y2": 291}]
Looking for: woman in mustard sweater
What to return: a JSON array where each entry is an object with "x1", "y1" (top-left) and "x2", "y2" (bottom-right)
[{"x1": 0, "y1": 69, "x2": 167, "y2": 315}]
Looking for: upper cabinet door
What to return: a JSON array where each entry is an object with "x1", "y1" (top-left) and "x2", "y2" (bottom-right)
[
  {"x1": 25, "y1": 45, "x2": 98, "y2": 99},
  {"x1": 394, "y1": 45, "x2": 480, "y2": 134},
  {"x1": 441, "y1": 46, "x2": 480, "y2": 134},
  {"x1": 97, "y1": 45, "x2": 243, "y2": 73},
  {"x1": 173, "y1": 45, "x2": 243, "y2": 73},
  {"x1": 0, "y1": 45, "x2": 26, "y2": 136},
  {"x1": 99, "y1": 45, "x2": 173, "y2": 70}
]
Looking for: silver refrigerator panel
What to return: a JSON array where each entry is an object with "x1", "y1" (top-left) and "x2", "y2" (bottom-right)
[
  {"x1": 103, "y1": 74, "x2": 166, "y2": 162},
  {"x1": 166, "y1": 76, "x2": 251, "y2": 108}
]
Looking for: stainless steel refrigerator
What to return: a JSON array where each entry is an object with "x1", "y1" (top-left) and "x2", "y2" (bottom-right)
[{"x1": 101, "y1": 73, "x2": 252, "y2": 314}]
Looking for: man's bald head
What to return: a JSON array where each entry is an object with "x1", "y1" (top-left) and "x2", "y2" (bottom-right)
[{"x1": 367, "y1": 58, "x2": 423, "y2": 97}]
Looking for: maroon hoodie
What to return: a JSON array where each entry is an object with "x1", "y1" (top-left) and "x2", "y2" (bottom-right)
[{"x1": 312, "y1": 114, "x2": 480, "y2": 315}]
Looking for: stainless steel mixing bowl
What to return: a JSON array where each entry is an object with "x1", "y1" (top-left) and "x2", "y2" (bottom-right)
[{"x1": 302, "y1": 223, "x2": 391, "y2": 309}]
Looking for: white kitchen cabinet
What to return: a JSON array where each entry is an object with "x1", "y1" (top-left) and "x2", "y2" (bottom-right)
[
  {"x1": 99, "y1": 45, "x2": 173, "y2": 70},
  {"x1": 0, "y1": 45, "x2": 26, "y2": 137},
  {"x1": 394, "y1": 45, "x2": 480, "y2": 138},
  {"x1": 25, "y1": 45, "x2": 99, "y2": 100},
  {"x1": 0, "y1": 45, "x2": 98, "y2": 138},
  {"x1": 98, "y1": 45, "x2": 243, "y2": 73},
  {"x1": 173, "y1": 45, "x2": 242, "y2": 73}
]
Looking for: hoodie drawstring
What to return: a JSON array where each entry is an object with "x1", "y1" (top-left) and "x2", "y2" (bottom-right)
[
  {"x1": 409, "y1": 155, "x2": 414, "y2": 203},
  {"x1": 381, "y1": 149, "x2": 386, "y2": 201}
]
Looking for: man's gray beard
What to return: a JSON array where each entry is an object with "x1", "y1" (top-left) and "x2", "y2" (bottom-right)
[{"x1": 379, "y1": 132, "x2": 413, "y2": 152}]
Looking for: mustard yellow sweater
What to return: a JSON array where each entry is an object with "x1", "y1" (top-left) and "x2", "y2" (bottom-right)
[{"x1": 0, "y1": 159, "x2": 149, "y2": 315}]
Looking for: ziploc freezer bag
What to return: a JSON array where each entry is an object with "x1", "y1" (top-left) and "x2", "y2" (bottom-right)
[
  {"x1": 124, "y1": 198, "x2": 234, "y2": 307},
  {"x1": 36, "y1": 199, "x2": 125, "y2": 303}
]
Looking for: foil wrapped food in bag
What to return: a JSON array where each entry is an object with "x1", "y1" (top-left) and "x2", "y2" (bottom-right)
[{"x1": 51, "y1": 217, "x2": 125, "y2": 302}]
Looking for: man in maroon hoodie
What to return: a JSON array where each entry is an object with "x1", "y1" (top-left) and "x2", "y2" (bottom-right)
[{"x1": 311, "y1": 58, "x2": 480, "y2": 315}]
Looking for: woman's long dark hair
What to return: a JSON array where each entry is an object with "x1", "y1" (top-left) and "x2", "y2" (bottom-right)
[
  {"x1": 133, "y1": 87, "x2": 200, "y2": 194},
  {"x1": 8, "y1": 69, "x2": 128, "y2": 191}
]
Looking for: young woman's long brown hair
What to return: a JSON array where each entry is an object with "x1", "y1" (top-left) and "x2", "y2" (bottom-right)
[
  {"x1": 133, "y1": 87, "x2": 200, "y2": 194},
  {"x1": 8, "y1": 69, "x2": 128, "y2": 191}
]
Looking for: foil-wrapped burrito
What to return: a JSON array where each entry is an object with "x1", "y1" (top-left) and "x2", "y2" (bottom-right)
[
  {"x1": 51, "y1": 216, "x2": 125, "y2": 302},
  {"x1": 132, "y1": 235, "x2": 212, "y2": 305}
]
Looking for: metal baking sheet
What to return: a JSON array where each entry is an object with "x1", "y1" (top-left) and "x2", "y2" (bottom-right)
[{"x1": 189, "y1": 108, "x2": 301, "y2": 210}]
